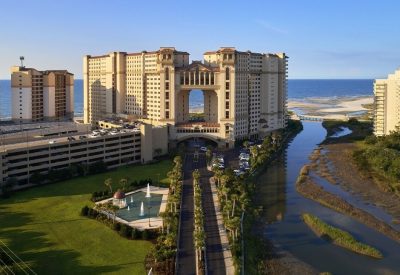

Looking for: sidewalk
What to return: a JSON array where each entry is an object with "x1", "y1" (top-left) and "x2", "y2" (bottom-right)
[{"x1": 209, "y1": 177, "x2": 235, "y2": 275}]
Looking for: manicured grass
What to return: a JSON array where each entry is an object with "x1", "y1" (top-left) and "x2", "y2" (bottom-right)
[
  {"x1": 0, "y1": 160, "x2": 172, "y2": 274},
  {"x1": 302, "y1": 213, "x2": 383, "y2": 259}
]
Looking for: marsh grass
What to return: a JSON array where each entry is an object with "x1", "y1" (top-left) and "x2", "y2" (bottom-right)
[{"x1": 302, "y1": 213, "x2": 383, "y2": 259}]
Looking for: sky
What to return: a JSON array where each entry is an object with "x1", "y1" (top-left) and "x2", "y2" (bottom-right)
[{"x1": 0, "y1": 0, "x2": 399, "y2": 79}]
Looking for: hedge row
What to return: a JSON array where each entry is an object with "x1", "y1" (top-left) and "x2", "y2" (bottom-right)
[{"x1": 80, "y1": 205, "x2": 159, "y2": 240}]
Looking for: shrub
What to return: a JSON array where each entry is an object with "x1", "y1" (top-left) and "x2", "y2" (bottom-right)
[
  {"x1": 1, "y1": 177, "x2": 17, "y2": 198},
  {"x1": 131, "y1": 228, "x2": 142, "y2": 239},
  {"x1": 88, "y1": 161, "x2": 107, "y2": 175},
  {"x1": 113, "y1": 222, "x2": 121, "y2": 232},
  {"x1": 90, "y1": 209, "x2": 99, "y2": 218},
  {"x1": 142, "y1": 229, "x2": 151, "y2": 240},
  {"x1": 80, "y1": 205, "x2": 89, "y2": 216},
  {"x1": 364, "y1": 135, "x2": 377, "y2": 145},
  {"x1": 131, "y1": 180, "x2": 138, "y2": 187},
  {"x1": 120, "y1": 224, "x2": 132, "y2": 238},
  {"x1": 87, "y1": 208, "x2": 93, "y2": 217},
  {"x1": 348, "y1": 118, "x2": 359, "y2": 125},
  {"x1": 30, "y1": 172, "x2": 44, "y2": 185}
]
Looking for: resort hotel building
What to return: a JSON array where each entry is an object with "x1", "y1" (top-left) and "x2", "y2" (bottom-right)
[
  {"x1": 374, "y1": 68, "x2": 400, "y2": 136},
  {"x1": 11, "y1": 66, "x2": 74, "y2": 123},
  {"x1": 83, "y1": 47, "x2": 288, "y2": 148}
]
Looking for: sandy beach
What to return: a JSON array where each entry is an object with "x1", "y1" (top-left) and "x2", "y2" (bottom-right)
[{"x1": 288, "y1": 96, "x2": 373, "y2": 120}]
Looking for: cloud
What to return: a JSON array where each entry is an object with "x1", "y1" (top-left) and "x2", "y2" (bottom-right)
[{"x1": 255, "y1": 19, "x2": 288, "y2": 34}]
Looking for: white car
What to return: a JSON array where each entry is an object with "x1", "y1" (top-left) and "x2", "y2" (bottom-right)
[
  {"x1": 48, "y1": 140, "x2": 56, "y2": 144},
  {"x1": 200, "y1": 146, "x2": 207, "y2": 152},
  {"x1": 234, "y1": 169, "x2": 244, "y2": 176}
]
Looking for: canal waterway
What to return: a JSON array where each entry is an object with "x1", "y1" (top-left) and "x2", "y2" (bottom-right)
[{"x1": 255, "y1": 122, "x2": 400, "y2": 274}]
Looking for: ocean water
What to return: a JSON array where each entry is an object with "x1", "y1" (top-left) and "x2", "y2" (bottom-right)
[
  {"x1": 288, "y1": 79, "x2": 373, "y2": 99},
  {"x1": 0, "y1": 79, "x2": 373, "y2": 119}
]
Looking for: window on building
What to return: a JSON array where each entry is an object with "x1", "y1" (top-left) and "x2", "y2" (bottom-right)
[
  {"x1": 225, "y1": 111, "x2": 229, "y2": 118},
  {"x1": 226, "y1": 82, "x2": 230, "y2": 90},
  {"x1": 226, "y1": 67, "x2": 230, "y2": 80},
  {"x1": 165, "y1": 68, "x2": 169, "y2": 80}
]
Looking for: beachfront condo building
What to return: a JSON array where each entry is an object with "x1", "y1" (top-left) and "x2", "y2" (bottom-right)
[
  {"x1": 374, "y1": 69, "x2": 400, "y2": 136},
  {"x1": 83, "y1": 47, "x2": 287, "y2": 148},
  {"x1": 11, "y1": 66, "x2": 74, "y2": 123}
]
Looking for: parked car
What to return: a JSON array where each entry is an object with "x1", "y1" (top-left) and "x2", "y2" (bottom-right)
[
  {"x1": 200, "y1": 146, "x2": 207, "y2": 152},
  {"x1": 234, "y1": 169, "x2": 244, "y2": 176},
  {"x1": 79, "y1": 135, "x2": 87, "y2": 139},
  {"x1": 48, "y1": 140, "x2": 56, "y2": 144}
]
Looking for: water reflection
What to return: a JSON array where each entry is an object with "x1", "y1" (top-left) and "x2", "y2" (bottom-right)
[
  {"x1": 255, "y1": 152, "x2": 287, "y2": 223},
  {"x1": 253, "y1": 122, "x2": 400, "y2": 274}
]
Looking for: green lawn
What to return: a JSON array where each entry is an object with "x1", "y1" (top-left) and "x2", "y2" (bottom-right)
[{"x1": 0, "y1": 160, "x2": 172, "y2": 274}]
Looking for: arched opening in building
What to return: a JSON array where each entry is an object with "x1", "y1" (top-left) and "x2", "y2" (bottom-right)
[
  {"x1": 188, "y1": 89, "x2": 204, "y2": 122},
  {"x1": 177, "y1": 136, "x2": 218, "y2": 149}
]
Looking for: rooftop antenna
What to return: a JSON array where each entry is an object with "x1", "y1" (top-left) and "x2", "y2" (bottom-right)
[{"x1": 20, "y1": 56, "x2": 24, "y2": 67}]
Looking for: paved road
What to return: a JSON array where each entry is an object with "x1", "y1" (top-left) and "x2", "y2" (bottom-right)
[
  {"x1": 176, "y1": 153, "x2": 196, "y2": 275},
  {"x1": 177, "y1": 152, "x2": 227, "y2": 275},
  {"x1": 198, "y1": 153, "x2": 227, "y2": 275}
]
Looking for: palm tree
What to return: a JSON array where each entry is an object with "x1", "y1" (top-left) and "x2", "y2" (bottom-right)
[
  {"x1": 160, "y1": 211, "x2": 176, "y2": 234},
  {"x1": 109, "y1": 204, "x2": 119, "y2": 223},
  {"x1": 239, "y1": 191, "x2": 250, "y2": 213},
  {"x1": 173, "y1": 155, "x2": 182, "y2": 166},
  {"x1": 169, "y1": 193, "x2": 180, "y2": 213},
  {"x1": 192, "y1": 169, "x2": 200, "y2": 182},
  {"x1": 230, "y1": 216, "x2": 241, "y2": 240},
  {"x1": 104, "y1": 178, "x2": 113, "y2": 193},
  {"x1": 167, "y1": 170, "x2": 177, "y2": 193},
  {"x1": 231, "y1": 193, "x2": 239, "y2": 217},
  {"x1": 194, "y1": 228, "x2": 205, "y2": 260},
  {"x1": 223, "y1": 200, "x2": 233, "y2": 219},
  {"x1": 250, "y1": 146, "x2": 258, "y2": 159},
  {"x1": 213, "y1": 169, "x2": 223, "y2": 187},
  {"x1": 119, "y1": 178, "x2": 127, "y2": 191},
  {"x1": 220, "y1": 174, "x2": 230, "y2": 188}
]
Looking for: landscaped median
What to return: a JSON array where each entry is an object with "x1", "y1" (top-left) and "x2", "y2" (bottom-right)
[
  {"x1": 302, "y1": 213, "x2": 383, "y2": 259},
  {"x1": 193, "y1": 169, "x2": 206, "y2": 275}
]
